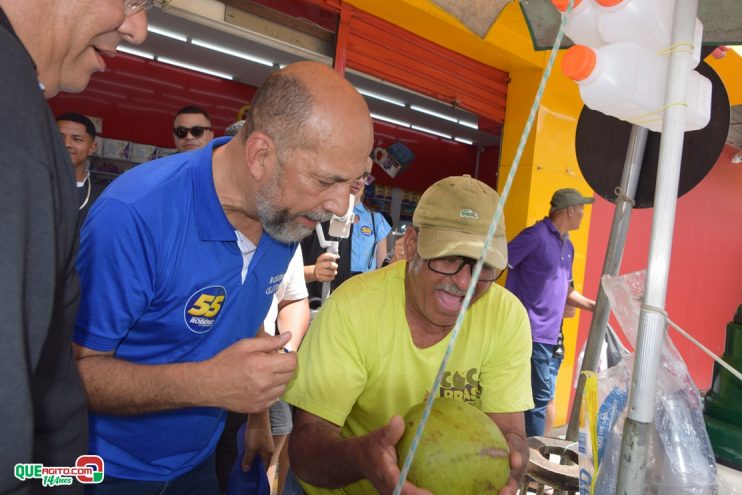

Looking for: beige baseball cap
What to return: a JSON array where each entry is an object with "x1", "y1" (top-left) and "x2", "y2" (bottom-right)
[{"x1": 412, "y1": 175, "x2": 507, "y2": 270}]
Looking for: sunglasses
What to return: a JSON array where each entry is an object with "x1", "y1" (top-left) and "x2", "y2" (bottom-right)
[{"x1": 173, "y1": 126, "x2": 212, "y2": 139}]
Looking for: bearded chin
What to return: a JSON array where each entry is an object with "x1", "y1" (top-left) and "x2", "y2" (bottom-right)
[
  {"x1": 255, "y1": 180, "x2": 333, "y2": 242},
  {"x1": 255, "y1": 196, "x2": 318, "y2": 242},
  {"x1": 265, "y1": 215, "x2": 315, "y2": 243},
  {"x1": 254, "y1": 201, "x2": 304, "y2": 243}
]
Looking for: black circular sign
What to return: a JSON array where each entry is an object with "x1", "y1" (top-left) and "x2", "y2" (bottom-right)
[{"x1": 576, "y1": 61, "x2": 729, "y2": 208}]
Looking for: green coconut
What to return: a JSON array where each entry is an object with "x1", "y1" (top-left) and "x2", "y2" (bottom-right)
[{"x1": 396, "y1": 397, "x2": 510, "y2": 494}]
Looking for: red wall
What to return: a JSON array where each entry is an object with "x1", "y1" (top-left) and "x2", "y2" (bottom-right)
[
  {"x1": 370, "y1": 121, "x2": 498, "y2": 192},
  {"x1": 49, "y1": 54, "x2": 257, "y2": 148},
  {"x1": 577, "y1": 146, "x2": 742, "y2": 391},
  {"x1": 49, "y1": 54, "x2": 498, "y2": 194}
]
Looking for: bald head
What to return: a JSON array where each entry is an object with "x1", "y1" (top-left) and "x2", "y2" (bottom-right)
[
  {"x1": 228, "y1": 62, "x2": 374, "y2": 243},
  {"x1": 245, "y1": 61, "x2": 373, "y2": 163}
]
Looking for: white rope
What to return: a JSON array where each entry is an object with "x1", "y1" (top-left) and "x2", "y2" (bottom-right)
[
  {"x1": 642, "y1": 303, "x2": 742, "y2": 384},
  {"x1": 668, "y1": 318, "x2": 742, "y2": 384}
]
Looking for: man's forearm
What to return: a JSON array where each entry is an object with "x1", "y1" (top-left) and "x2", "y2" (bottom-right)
[
  {"x1": 75, "y1": 334, "x2": 297, "y2": 416},
  {"x1": 504, "y1": 430, "x2": 529, "y2": 483},
  {"x1": 567, "y1": 289, "x2": 595, "y2": 311},
  {"x1": 303, "y1": 264, "x2": 319, "y2": 283},
  {"x1": 289, "y1": 420, "x2": 369, "y2": 488},
  {"x1": 276, "y1": 298, "x2": 310, "y2": 351},
  {"x1": 75, "y1": 354, "x2": 212, "y2": 414},
  {"x1": 489, "y1": 412, "x2": 529, "y2": 488}
]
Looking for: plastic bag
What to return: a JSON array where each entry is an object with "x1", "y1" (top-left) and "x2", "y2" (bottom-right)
[
  {"x1": 579, "y1": 358, "x2": 631, "y2": 494},
  {"x1": 584, "y1": 270, "x2": 718, "y2": 494}
]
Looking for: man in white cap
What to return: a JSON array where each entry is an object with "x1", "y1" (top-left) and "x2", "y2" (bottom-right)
[{"x1": 285, "y1": 175, "x2": 533, "y2": 495}]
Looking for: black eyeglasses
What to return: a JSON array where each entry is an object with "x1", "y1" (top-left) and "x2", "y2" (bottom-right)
[
  {"x1": 125, "y1": 0, "x2": 154, "y2": 17},
  {"x1": 173, "y1": 126, "x2": 212, "y2": 139},
  {"x1": 427, "y1": 256, "x2": 501, "y2": 283}
]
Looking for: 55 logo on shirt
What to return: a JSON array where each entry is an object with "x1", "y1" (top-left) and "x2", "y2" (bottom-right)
[{"x1": 184, "y1": 286, "x2": 227, "y2": 333}]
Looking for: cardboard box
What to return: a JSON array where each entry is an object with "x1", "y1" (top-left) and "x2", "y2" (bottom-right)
[
  {"x1": 100, "y1": 138, "x2": 129, "y2": 160},
  {"x1": 129, "y1": 142, "x2": 157, "y2": 163}
]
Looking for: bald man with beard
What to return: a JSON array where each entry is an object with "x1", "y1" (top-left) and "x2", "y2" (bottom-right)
[{"x1": 72, "y1": 62, "x2": 374, "y2": 494}]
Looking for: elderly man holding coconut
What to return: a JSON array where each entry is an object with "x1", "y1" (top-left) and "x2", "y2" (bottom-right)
[{"x1": 284, "y1": 175, "x2": 533, "y2": 494}]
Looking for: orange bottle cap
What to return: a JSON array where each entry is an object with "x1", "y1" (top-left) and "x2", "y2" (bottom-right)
[
  {"x1": 596, "y1": 0, "x2": 623, "y2": 6},
  {"x1": 562, "y1": 45, "x2": 596, "y2": 81},
  {"x1": 552, "y1": 0, "x2": 583, "y2": 12}
]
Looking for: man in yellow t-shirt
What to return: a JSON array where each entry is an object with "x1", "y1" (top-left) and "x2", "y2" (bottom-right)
[{"x1": 284, "y1": 175, "x2": 533, "y2": 495}]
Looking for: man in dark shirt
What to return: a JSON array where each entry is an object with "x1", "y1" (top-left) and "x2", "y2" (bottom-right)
[
  {"x1": 0, "y1": 1, "x2": 148, "y2": 492},
  {"x1": 56, "y1": 113, "x2": 108, "y2": 226}
]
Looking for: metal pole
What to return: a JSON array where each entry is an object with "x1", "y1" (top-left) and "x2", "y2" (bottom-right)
[
  {"x1": 616, "y1": 1, "x2": 698, "y2": 493},
  {"x1": 565, "y1": 125, "x2": 647, "y2": 442}
]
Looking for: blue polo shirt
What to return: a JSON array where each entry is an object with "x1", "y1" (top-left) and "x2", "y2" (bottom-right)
[
  {"x1": 74, "y1": 137, "x2": 295, "y2": 480},
  {"x1": 349, "y1": 203, "x2": 391, "y2": 272},
  {"x1": 505, "y1": 218, "x2": 573, "y2": 345}
]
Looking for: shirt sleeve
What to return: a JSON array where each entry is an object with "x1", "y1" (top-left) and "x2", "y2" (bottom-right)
[
  {"x1": 479, "y1": 290, "x2": 534, "y2": 413},
  {"x1": 282, "y1": 245, "x2": 308, "y2": 301},
  {"x1": 283, "y1": 292, "x2": 368, "y2": 427},
  {"x1": 507, "y1": 226, "x2": 537, "y2": 270},
  {"x1": 374, "y1": 212, "x2": 392, "y2": 241},
  {"x1": 73, "y1": 197, "x2": 157, "y2": 351}
]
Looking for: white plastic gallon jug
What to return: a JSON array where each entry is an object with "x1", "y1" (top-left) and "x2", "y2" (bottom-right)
[
  {"x1": 562, "y1": 42, "x2": 712, "y2": 132},
  {"x1": 551, "y1": 0, "x2": 604, "y2": 48},
  {"x1": 595, "y1": 0, "x2": 703, "y2": 66}
]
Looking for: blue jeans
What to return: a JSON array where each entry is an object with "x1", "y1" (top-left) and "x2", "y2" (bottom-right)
[
  {"x1": 85, "y1": 455, "x2": 220, "y2": 495},
  {"x1": 550, "y1": 354, "x2": 563, "y2": 397},
  {"x1": 525, "y1": 343, "x2": 557, "y2": 437},
  {"x1": 284, "y1": 469, "x2": 307, "y2": 495}
]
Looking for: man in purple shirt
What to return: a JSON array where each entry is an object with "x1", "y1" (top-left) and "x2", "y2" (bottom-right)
[{"x1": 505, "y1": 188, "x2": 596, "y2": 437}]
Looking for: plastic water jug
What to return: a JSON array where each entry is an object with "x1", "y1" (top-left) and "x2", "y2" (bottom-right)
[
  {"x1": 562, "y1": 42, "x2": 712, "y2": 132},
  {"x1": 551, "y1": 0, "x2": 605, "y2": 48},
  {"x1": 595, "y1": 0, "x2": 703, "y2": 66}
]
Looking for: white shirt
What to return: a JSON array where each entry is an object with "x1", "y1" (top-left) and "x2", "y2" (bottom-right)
[{"x1": 263, "y1": 245, "x2": 308, "y2": 336}]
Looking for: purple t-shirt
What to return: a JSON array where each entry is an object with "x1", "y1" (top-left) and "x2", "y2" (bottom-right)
[{"x1": 505, "y1": 218, "x2": 573, "y2": 345}]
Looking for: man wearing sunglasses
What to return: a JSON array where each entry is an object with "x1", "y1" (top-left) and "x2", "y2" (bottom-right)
[
  {"x1": 285, "y1": 175, "x2": 533, "y2": 495},
  {"x1": 0, "y1": 1, "x2": 148, "y2": 493},
  {"x1": 172, "y1": 105, "x2": 214, "y2": 152}
]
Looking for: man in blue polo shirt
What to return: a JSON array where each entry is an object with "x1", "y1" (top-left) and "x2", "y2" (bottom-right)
[
  {"x1": 349, "y1": 181, "x2": 392, "y2": 275},
  {"x1": 505, "y1": 188, "x2": 596, "y2": 437},
  {"x1": 72, "y1": 61, "x2": 374, "y2": 494}
]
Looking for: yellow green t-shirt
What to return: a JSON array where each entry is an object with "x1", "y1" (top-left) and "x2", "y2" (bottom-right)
[{"x1": 283, "y1": 261, "x2": 533, "y2": 495}]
